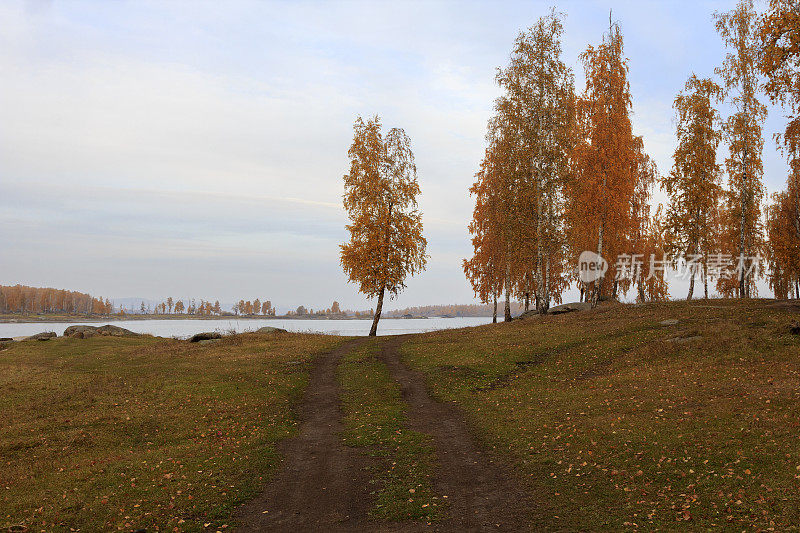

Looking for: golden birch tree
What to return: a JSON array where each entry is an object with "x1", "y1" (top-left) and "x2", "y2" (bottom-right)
[
  {"x1": 715, "y1": 0, "x2": 767, "y2": 298},
  {"x1": 567, "y1": 18, "x2": 639, "y2": 306},
  {"x1": 341, "y1": 115, "x2": 428, "y2": 336},
  {"x1": 766, "y1": 187, "x2": 800, "y2": 298},
  {"x1": 662, "y1": 75, "x2": 724, "y2": 300},
  {"x1": 494, "y1": 10, "x2": 576, "y2": 314},
  {"x1": 757, "y1": 0, "x2": 800, "y2": 298},
  {"x1": 464, "y1": 142, "x2": 507, "y2": 323}
]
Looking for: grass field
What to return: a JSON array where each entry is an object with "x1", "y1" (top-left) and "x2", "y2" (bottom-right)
[
  {"x1": 0, "y1": 332, "x2": 343, "y2": 532},
  {"x1": 400, "y1": 299, "x2": 800, "y2": 530},
  {"x1": 3, "y1": 299, "x2": 800, "y2": 531}
]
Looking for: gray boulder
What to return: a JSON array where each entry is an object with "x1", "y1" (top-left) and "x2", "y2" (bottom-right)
[
  {"x1": 26, "y1": 331, "x2": 57, "y2": 341},
  {"x1": 63, "y1": 325, "x2": 99, "y2": 338},
  {"x1": 517, "y1": 310, "x2": 540, "y2": 320},
  {"x1": 63, "y1": 324, "x2": 138, "y2": 338},
  {"x1": 660, "y1": 319, "x2": 679, "y2": 326},
  {"x1": 548, "y1": 302, "x2": 592, "y2": 315},
  {"x1": 255, "y1": 326, "x2": 287, "y2": 334},
  {"x1": 190, "y1": 332, "x2": 222, "y2": 342},
  {"x1": 95, "y1": 324, "x2": 138, "y2": 337}
]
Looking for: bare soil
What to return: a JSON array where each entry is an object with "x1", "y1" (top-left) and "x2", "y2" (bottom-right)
[
  {"x1": 379, "y1": 336, "x2": 533, "y2": 532},
  {"x1": 235, "y1": 336, "x2": 532, "y2": 532}
]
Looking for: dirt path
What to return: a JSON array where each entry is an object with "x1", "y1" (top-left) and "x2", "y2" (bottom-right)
[
  {"x1": 234, "y1": 338, "x2": 386, "y2": 532},
  {"x1": 379, "y1": 336, "x2": 533, "y2": 532},
  {"x1": 236, "y1": 336, "x2": 532, "y2": 532}
]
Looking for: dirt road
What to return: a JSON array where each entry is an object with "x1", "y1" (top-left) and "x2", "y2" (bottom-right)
[{"x1": 235, "y1": 336, "x2": 531, "y2": 532}]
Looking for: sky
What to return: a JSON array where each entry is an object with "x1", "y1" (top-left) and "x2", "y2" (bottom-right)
[{"x1": 0, "y1": 0, "x2": 792, "y2": 312}]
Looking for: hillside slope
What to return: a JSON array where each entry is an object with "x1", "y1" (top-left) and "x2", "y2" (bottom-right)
[{"x1": 400, "y1": 299, "x2": 800, "y2": 530}]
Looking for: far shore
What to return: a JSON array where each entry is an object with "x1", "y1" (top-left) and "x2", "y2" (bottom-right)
[{"x1": 0, "y1": 313, "x2": 465, "y2": 324}]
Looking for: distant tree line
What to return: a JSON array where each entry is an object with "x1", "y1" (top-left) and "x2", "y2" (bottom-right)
[{"x1": 0, "y1": 284, "x2": 112, "y2": 315}]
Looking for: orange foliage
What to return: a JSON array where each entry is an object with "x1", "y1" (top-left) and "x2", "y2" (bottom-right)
[
  {"x1": 0, "y1": 284, "x2": 112, "y2": 315},
  {"x1": 340, "y1": 116, "x2": 427, "y2": 335}
]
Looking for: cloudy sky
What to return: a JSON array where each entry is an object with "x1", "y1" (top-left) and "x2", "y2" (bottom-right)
[{"x1": 0, "y1": 0, "x2": 790, "y2": 312}]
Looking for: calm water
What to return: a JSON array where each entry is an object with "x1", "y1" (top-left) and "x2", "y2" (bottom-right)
[{"x1": 0, "y1": 317, "x2": 493, "y2": 339}]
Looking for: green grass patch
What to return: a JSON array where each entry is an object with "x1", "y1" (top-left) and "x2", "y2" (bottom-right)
[
  {"x1": 337, "y1": 339, "x2": 442, "y2": 521},
  {"x1": 400, "y1": 299, "x2": 800, "y2": 530},
  {"x1": 0, "y1": 332, "x2": 344, "y2": 532}
]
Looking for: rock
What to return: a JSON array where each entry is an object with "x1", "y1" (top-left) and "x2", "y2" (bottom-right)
[
  {"x1": 517, "y1": 310, "x2": 540, "y2": 320},
  {"x1": 790, "y1": 321, "x2": 800, "y2": 335},
  {"x1": 189, "y1": 332, "x2": 222, "y2": 342},
  {"x1": 63, "y1": 325, "x2": 99, "y2": 338},
  {"x1": 25, "y1": 331, "x2": 57, "y2": 341},
  {"x1": 198, "y1": 338, "x2": 222, "y2": 345},
  {"x1": 64, "y1": 325, "x2": 138, "y2": 338},
  {"x1": 660, "y1": 319, "x2": 680, "y2": 326},
  {"x1": 95, "y1": 324, "x2": 138, "y2": 337},
  {"x1": 548, "y1": 302, "x2": 592, "y2": 315},
  {"x1": 255, "y1": 326, "x2": 287, "y2": 334}
]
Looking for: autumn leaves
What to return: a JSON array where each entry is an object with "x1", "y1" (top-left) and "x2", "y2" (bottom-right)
[
  {"x1": 760, "y1": 0, "x2": 800, "y2": 299},
  {"x1": 463, "y1": 2, "x2": 800, "y2": 316},
  {"x1": 341, "y1": 2, "x2": 800, "y2": 330},
  {"x1": 465, "y1": 11, "x2": 661, "y2": 319},
  {"x1": 340, "y1": 117, "x2": 427, "y2": 336}
]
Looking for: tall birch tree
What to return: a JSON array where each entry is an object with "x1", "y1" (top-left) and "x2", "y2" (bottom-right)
[
  {"x1": 715, "y1": 0, "x2": 767, "y2": 298},
  {"x1": 340, "y1": 116, "x2": 428, "y2": 336}
]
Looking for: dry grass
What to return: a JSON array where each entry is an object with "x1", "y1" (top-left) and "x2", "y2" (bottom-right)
[
  {"x1": 0, "y1": 332, "x2": 344, "y2": 532},
  {"x1": 400, "y1": 299, "x2": 800, "y2": 530}
]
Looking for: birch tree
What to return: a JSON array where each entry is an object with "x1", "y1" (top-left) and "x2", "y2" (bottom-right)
[
  {"x1": 494, "y1": 11, "x2": 575, "y2": 314},
  {"x1": 341, "y1": 116, "x2": 428, "y2": 336},
  {"x1": 715, "y1": 0, "x2": 767, "y2": 298},
  {"x1": 663, "y1": 75, "x2": 724, "y2": 300},
  {"x1": 568, "y1": 18, "x2": 639, "y2": 306}
]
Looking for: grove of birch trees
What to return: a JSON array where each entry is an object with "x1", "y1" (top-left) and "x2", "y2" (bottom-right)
[{"x1": 465, "y1": 2, "x2": 800, "y2": 319}]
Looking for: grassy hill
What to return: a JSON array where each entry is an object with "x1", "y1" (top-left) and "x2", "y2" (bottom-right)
[
  {"x1": 2, "y1": 299, "x2": 799, "y2": 531},
  {"x1": 0, "y1": 333, "x2": 343, "y2": 531},
  {"x1": 400, "y1": 299, "x2": 800, "y2": 530}
]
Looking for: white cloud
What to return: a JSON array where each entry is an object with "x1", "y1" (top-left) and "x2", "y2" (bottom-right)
[{"x1": 0, "y1": 0, "x2": 787, "y2": 309}]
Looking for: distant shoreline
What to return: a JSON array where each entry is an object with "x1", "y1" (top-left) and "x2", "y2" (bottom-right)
[{"x1": 0, "y1": 314, "x2": 486, "y2": 324}]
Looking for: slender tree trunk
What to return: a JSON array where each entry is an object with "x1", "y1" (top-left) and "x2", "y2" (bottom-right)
[
  {"x1": 504, "y1": 261, "x2": 512, "y2": 322},
  {"x1": 592, "y1": 222, "x2": 604, "y2": 308},
  {"x1": 492, "y1": 294, "x2": 497, "y2": 323},
  {"x1": 524, "y1": 292, "x2": 530, "y2": 312},
  {"x1": 541, "y1": 256, "x2": 550, "y2": 314},
  {"x1": 579, "y1": 284, "x2": 585, "y2": 303},
  {"x1": 535, "y1": 193, "x2": 545, "y2": 314},
  {"x1": 688, "y1": 219, "x2": 700, "y2": 301},
  {"x1": 369, "y1": 201, "x2": 393, "y2": 337},
  {"x1": 703, "y1": 262, "x2": 709, "y2": 299},
  {"x1": 740, "y1": 86, "x2": 749, "y2": 299},
  {"x1": 637, "y1": 267, "x2": 645, "y2": 303},
  {"x1": 368, "y1": 285, "x2": 385, "y2": 336}
]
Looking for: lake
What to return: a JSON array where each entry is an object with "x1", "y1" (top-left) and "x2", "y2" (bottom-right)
[{"x1": 0, "y1": 316, "x2": 494, "y2": 339}]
